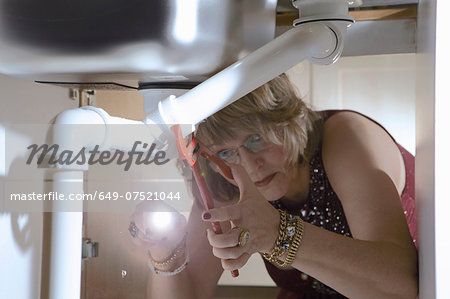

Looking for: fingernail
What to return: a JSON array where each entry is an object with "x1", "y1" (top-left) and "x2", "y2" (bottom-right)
[{"x1": 203, "y1": 212, "x2": 211, "y2": 220}]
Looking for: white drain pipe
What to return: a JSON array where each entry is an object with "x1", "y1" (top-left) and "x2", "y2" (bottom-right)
[
  {"x1": 43, "y1": 106, "x2": 159, "y2": 299},
  {"x1": 144, "y1": 22, "x2": 337, "y2": 126},
  {"x1": 144, "y1": 2, "x2": 353, "y2": 128},
  {"x1": 44, "y1": 170, "x2": 84, "y2": 299}
]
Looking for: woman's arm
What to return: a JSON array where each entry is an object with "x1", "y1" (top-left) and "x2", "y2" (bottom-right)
[
  {"x1": 291, "y1": 222, "x2": 417, "y2": 299},
  {"x1": 288, "y1": 111, "x2": 417, "y2": 298},
  {"x1": 145, "y1": 199, "x2": 225, "y2": 299}
]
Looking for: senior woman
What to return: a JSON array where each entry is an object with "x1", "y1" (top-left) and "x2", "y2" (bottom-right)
[{"x1": 130, "y1": 74, "x2": 418, "y2": 299}]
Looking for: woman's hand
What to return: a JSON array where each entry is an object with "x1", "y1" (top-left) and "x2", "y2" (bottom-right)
[
  {"x1": 202, "y1": 164, "x2": 280, "y2": 271},
  {"x1": 129, "y1": 201, "x2": 188, "y2": 262}
]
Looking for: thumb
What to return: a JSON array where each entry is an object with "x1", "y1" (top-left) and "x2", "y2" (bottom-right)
[{"x1": 230, "y1": 164, "x2": 257, "y2": 200}]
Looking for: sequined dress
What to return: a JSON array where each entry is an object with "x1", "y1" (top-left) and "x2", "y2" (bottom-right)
[{"x1": 264, "y1": 110, "x2": 416, "y2": 299}]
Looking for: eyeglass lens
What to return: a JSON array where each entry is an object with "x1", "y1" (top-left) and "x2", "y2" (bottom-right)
[{"x1": 216, "y1": 134, "x2": 264, "y2": 164}]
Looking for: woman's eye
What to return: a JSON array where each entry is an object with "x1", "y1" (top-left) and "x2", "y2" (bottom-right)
[
  {"x1": 249, "y1": 134, "x2": 261, "y2": 142},
  {"x1": 246, "y1": 134, "x2": 264, "y2": 152},
  {"x1": 217, "y1": 149, "x2": 234, "y2": 160}
]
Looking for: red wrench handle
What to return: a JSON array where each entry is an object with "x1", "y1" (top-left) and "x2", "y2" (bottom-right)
[{"x1": 172, "y1": 125, "x2": 239, "y2": 277}]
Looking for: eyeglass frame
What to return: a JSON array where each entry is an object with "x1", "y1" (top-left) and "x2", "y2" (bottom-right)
[
  {"x1": 214, "y1": 133, "x2": 265, "y2": 165},
  {"x1": 172, "y1": 125, "x2": 234, "y2": 180},
  {"x1": 174, "y1": 125, "x2": 267, "y2": 180},
  {"x1": 197, "y1": 133, "x2": 268, "y2": 180}
]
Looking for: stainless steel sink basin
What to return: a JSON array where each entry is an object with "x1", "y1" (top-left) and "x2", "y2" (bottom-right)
[{"x1": 0, "y1": 0, "x2": 276, "y2": 86}]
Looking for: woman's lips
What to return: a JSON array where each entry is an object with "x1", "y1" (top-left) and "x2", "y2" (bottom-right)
[{"x1": 254, "y1": 173, "x2": 276, "y2": 187}]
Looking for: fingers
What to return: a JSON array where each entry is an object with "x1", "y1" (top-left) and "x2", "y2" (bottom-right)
[
  {"x1": 130, "y1": 232, "x2": 159, "y2": 247},
  {"x1": 128, "y1": 219, "x2": 159, "y2": 247},
  {"x1": 202, "y1": 205, "x2": 242, "y2": 223},
  {"x1": 229, "y1": 164, "x2": 254, "y2": 196},
  {"x1": 212, "y1": 245, "x2": 245, "y2": 260},
  {"x1": 206, "y1": 228, "x2": 252, "y2": 270},
  {"x1": 206, "y1": 228, "x2": 241, "y2": 248},
  {"x1": 129, "y1": 203, "x2": 188, "y2": 251},
  {"x1": 221, "y1": 252, "x2": 251, "y2": 271}
]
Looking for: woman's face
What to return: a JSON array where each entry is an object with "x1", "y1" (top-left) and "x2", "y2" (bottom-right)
[{"x1": 209, "y1": 133, "x2": 302, "y2": 202}]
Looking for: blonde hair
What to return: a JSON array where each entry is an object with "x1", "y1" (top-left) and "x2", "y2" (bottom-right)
[{"x1": 195, "y1": 74, "x2": 323, "y2": 201}]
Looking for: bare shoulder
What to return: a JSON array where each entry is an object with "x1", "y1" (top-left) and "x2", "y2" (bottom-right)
[
  {"x1": 323, "y1": 111, "x2": 391, "y2": 142},
  {"x1": 321, "y1": 111, "x2": 413, "y2": 246},
  {"x1": 322, "y1": 111, "x2": 405, "y2": 196}
]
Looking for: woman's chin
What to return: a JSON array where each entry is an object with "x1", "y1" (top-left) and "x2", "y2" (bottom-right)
[
  {"x1": 259, "y1": 187, "x2": 286, "y2": 202},
  {"x1": 267, "y1": 197, "x2": 281, "y2": 202}
]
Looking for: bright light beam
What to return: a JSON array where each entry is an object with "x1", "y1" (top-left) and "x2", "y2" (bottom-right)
[{"x1": 148, "y1": 212, "x2": 174, "y2": 232}]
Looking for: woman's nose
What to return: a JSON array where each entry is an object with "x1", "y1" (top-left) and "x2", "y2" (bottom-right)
[{"x1": 237, "y1": 147, "x2": 264, "y2": 172}]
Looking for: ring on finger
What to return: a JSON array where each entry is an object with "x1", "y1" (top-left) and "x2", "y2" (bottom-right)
[
  {"x1": 128, "y1": 221, "x2": 138, "y2": 238},
  {"x1": 233, "y1": 227, "x2": 250, "y2": 247}
]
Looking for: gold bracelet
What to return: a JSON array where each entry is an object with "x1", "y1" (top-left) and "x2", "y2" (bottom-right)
[
  {"x1": 262, "y1": 209, "x2": 287, "y2": 262},
  {"x1": 274, "y1": 216, "x2": 304, "y2": 267},
  {"x1": 148, "y1": 234, "x2": 187, "y2": 269},
  {"x1": 262, "y1": 210, "x2": 304, "y2": 268},
  {"x1": 147, "y1": 252, "x2": 189, "y2": 276}
]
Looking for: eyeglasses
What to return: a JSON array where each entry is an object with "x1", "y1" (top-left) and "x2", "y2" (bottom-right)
[
  {"x1": 215, "y1": 134, "x2": 265, "y2": 165},
  {"x1": 174, "y1": 128, "x2": 234, "y2": 180},
  {"x1": 174, "y1": 128, "x2": 266, "y2": 180}
]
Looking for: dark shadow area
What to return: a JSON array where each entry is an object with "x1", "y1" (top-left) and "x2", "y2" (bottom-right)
[{"x1": 0, "y1": 0, "x2": 169, "y2": 52}]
